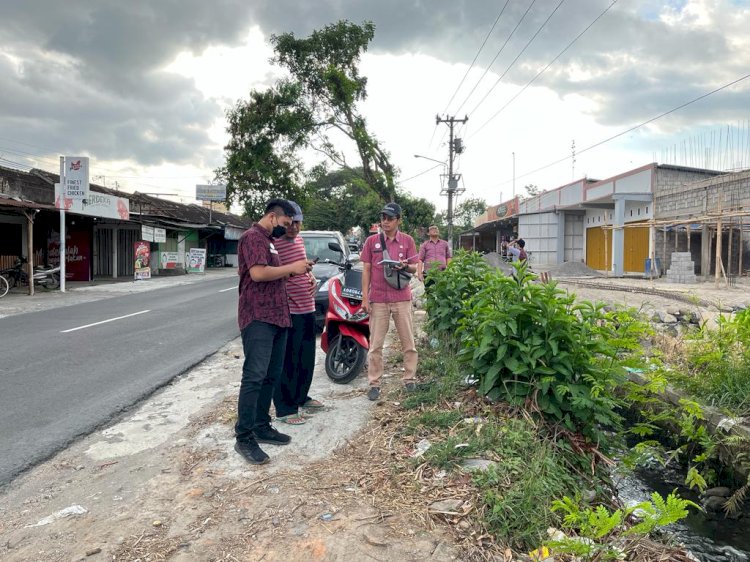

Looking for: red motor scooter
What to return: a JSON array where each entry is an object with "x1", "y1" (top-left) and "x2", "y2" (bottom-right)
[{"x1": 321, "y1": 263, "x2": 369, "y2": 384}]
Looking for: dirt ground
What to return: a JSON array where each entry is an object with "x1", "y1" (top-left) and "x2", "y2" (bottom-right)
[
  {"x1": 0, "y1": 311, "x2": 460, "y2": 562},
  {"x1": 2, "y1": 275, "x2": 750, "y2": 562}
]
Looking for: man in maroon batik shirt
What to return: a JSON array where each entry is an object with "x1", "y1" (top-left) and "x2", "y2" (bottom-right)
[
  {"x1": 417, "y1": 225, "x2": 451, "y2": 290},
  {"x1": 235, "y1": 199, "x2": 312, "y2": 466}
]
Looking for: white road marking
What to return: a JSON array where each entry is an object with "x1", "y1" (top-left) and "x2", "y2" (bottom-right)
[
  {"x1": 61, "y1": 310, "x2": 151, "y2": 333},
  {"x1": 219, "y1": 286, "x2": 238, "y2": 293}
]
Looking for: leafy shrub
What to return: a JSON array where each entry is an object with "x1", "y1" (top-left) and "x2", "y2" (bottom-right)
[
  {"x1": 674, "y1": 308, "x2": 750, "y2": 414},
  {"x1": 424, "y1": 250, "x2": 491, "y2": 339},
  {"x1": 457, "y1": 262, "x2": 647, "y2": 440}
]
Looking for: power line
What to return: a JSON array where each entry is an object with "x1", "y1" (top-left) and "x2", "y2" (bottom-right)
[
  {"x1": 466, "y1": 0, "x2": 567, "y2": 118},
  {"x1": 469, "y1": 0, "x2": 619, "y2": 140},
  {"x1": 399, "y1": 163, "x2": 444, "y2": 183},
  {"x1": 453, "y1": 0, "x2": 538, "y2": 116},
  {"x1": 495, "y1": 71, "x2": 750, "y2": 187},
  {"x1": 441, "y1": 0, "x2": 511, "y2": 115}
]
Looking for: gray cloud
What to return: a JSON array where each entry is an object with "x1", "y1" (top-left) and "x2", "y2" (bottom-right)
[{"x1": 1, "y1": 0, "x2": 748, "y2": 178}]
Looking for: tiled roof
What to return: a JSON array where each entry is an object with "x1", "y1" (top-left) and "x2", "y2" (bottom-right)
[{"x1": 0, "y1": 165, "x2": 250, "y2": 229}]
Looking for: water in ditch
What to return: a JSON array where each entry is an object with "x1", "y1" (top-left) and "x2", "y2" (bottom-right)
[{"x1": 616, "y1": 465, "x2": 750, "y2": 561}]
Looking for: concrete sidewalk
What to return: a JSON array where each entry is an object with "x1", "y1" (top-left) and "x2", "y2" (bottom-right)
[{"x1": 0, "y1": 268, "x2": 239, "y2": 319}]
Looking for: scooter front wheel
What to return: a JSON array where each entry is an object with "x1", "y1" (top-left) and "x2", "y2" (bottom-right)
[{"x1": 325, "y1": 335, "x2": 367, "y2": 384}]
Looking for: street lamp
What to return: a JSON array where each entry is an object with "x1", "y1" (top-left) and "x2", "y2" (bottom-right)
[{"x1": 413, "y1": 154, "x2": 446, "y2": 166}]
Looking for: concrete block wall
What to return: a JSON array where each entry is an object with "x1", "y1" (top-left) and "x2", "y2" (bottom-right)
[{"x1": 654, "y1": 169, "x2": 750, "y2": 219}]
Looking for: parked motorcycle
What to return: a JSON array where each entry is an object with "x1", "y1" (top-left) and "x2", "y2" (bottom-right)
[
  {"x1": 320, "y1": 245, "x2": 369, "y2": 384},
  {"x1": 6, "y1": 257, "x2": 61, "y2": 290}
]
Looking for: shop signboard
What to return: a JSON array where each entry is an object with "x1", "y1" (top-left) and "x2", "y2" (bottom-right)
[
  {"x1": 186, "y1": 248, "x2": 206, "y2": 273},
  {"x1": 55, "y1": 184, "x2": 130, "y2": 220},
  {"x1": 160, "y1": 251, "x2": 180, "y2": 269},
  {"x1": 48, "y1": 229, "x2": 91, "y2": 281},
  {"x1": 134, "y1": 241, "x2": 151, "y2": 280},
  {"x1": 196, "y1": 184, "x2": 227, "y2": 202},
  {"x1": 63, "y1": 156, "x2": 89, "y2": 200},
  {"x1": 141, "y1": 225, "x2": 167, "y2": 243}
]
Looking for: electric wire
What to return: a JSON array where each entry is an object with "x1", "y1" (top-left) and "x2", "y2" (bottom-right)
[
  {"x1": 495, "y1": 71, "x2": 750, "y2": 187},
  {"x1": 469, "y1": 0, "x2": 619, "y2": 140},
  {"x1": 399, "y1": 163, "x2": 444, "y2": 184},
  {"x1": 452, "y1": 0, "x2": 538, "y2": 116},
  {"x1": 441, "y1": 0, "x2": 511, "y2": 115},
  {"x1": 431, "y1": 0, "x2": 535, "y2": 156},
  {"x1": 466, "y1": 0, "x2": 567, "y2": 118}
]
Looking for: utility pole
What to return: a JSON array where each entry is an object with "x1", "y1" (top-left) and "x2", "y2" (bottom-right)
[{"x1": 436, "y1": 114, "x2": 468, "y2": 248}]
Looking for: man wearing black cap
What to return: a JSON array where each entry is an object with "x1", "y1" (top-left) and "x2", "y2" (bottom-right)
[{"x1": 360, "y1": 202, "x2": 419, "y2": 401}]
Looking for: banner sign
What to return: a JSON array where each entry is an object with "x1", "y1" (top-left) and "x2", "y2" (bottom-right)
[
  {"x1": 186, "y1": 248, "x2": 206, "y2": 273},
  {"x1": 141, "y1": 226, "x2": 167, "y2": 243},
  {"x1": 196, "y1": 184, "x2": 227, "y2": 202},
  {"x1": 63, "y1": 156, "x2": 89, "y2": 200},
  {"x1": 160, "y1": 251, "x2": 180, "y2": 269},
  {"x1": 48, "y1": 229, "x2": 91, "y2": 281},
  {"x1": 134, "y1": 241, "x2": 151, "y2": 280},
  {"x1": 55, "y1": 184, "x2": 130, "y2": 220}
]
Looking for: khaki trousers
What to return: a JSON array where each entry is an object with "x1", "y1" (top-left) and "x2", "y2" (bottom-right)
[{"x1": 368, "y1": 301, "x2": 417, "y2": 387}]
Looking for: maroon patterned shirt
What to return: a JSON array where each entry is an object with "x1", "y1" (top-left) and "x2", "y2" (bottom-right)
[
  {"x1": 360, "y1": 230, "x2": 418, "y2": 303},
  {"x1": 237, "y1": 224, "x2": 291, "y2": 331},
  {"x1": 418, "y1": 238, "x2": 452, "y2": 272}
]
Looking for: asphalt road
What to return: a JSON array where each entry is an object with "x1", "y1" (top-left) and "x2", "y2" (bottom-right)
[{"x1": 0, "y1": 277, "x2": 240, "y2": 486}]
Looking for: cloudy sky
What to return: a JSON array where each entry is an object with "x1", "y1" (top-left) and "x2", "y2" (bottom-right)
[{"x1": 1, "y1": 0, "x2": 749, "y2": 213}]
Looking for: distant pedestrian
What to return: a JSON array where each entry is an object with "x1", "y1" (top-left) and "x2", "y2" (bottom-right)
[
  {"x1": 235, "y1": 199, "x2": 312, "y2": 466},
  {"x1": 272, "y1": 201, "x2": 324, "y2": 425},
  {"x1": 360, "y1": 202, "x2": 419, "y2": 401},
  {"x1": 507, "y1": 238, "x2": 527, "y2": 263},
  {"x1": 417, "y1": 225, "x2": 451, "y2": 289}
]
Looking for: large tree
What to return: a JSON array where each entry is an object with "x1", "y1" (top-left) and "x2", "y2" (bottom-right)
[
  {"x1": 217, "y1": 20, "x2": 396, "y2": 217},
  {"x1": 301, "y1": 166, "x2": 434, "y2": 239},
  {"x1": 453, "y1": 197, "x2": 488, "y2": 232}
]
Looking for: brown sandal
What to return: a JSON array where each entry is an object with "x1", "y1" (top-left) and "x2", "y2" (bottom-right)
[{"x1": 276, "y1": 414, "x2": 306, "y2": 425}]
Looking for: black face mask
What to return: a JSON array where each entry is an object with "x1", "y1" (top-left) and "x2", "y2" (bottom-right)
[{"x1": 271, "y1": 224, "x2": 287, "y2": 238}]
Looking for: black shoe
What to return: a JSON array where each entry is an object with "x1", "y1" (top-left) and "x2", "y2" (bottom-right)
[
  {"x1": 253, "y1": 425, "x2": 292, "y2": 446},
  {"x1": 235, "y1": 440, "x2": 270, "y2": 465},
  {"x1": 367, "y1": 387, "x2": 381, "y2": 401},
  {"x1": 404, "y1": 382, "x2": 417, "y2": 393}
]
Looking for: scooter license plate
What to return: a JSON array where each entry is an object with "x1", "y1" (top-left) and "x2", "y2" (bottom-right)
[{"x1": 341, "y1": 286, "x2": 362, "y2": 299}]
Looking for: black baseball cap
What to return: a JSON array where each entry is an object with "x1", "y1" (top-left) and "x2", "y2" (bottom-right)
[{"x1": 381, "y1": 202, "x2": 402, "y2": 218}]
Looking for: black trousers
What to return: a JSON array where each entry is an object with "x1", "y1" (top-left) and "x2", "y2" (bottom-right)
[
  {"x1": 273, "y1": 312, "x2": 316, "y2": 417},
  {"x1": 235, "y1": 320, "x2": 288, "y2": 442}
]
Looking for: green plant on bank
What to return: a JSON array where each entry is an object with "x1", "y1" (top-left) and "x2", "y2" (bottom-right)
[
  {"x1": 407, "y1": 338, "x2": 589, "y2": 549},
  {"x1": 457, "y1": 260, "x2": 649, "y2": 441},
  {"x1": 671, "y1": 308, "x2": 750, "y2": 415},
  {"x1": 424, "y1": 250, "x2": 491, "y2": 341},
  {"x1": 546, "y1": 492, "x2": 699, "y2": 560},
  {"x1": 417, "y1": 254, "x2": 703, "y2": 552},
  {"x1": 623, "y1": 372, "x2": 718, "y2": 493}
]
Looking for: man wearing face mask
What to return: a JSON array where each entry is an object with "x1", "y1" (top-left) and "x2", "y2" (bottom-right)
[{"x1": 235, "y1": 198, "x2": 312, "y2": 465}]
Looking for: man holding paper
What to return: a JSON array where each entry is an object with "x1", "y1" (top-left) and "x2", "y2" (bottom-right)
[{"x1": 360, "y1": 202, "x2": 419, "y2": 401}]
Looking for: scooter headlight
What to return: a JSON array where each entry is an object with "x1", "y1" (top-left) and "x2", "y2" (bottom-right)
[
  {"x1": 349, "y1": 310, "x2": 369, "y2": 322},
  {"x1": 334, "y1": 304, "x2": 349, "y2": 319}
]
